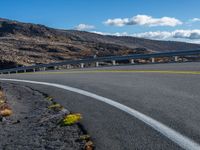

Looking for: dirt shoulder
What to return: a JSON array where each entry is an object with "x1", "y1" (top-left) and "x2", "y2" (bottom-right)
[{"x1": 0, "y1": 83, "x2": 92, "y2": 150}]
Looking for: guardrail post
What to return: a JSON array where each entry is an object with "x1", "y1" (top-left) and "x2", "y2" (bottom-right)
[
  {"x1": 43, "y1": 67, "x2": 46, "y2": 71},
  {"x1": 33, "y1": 68, "x2": 36, "y2": 72},
  {"x1": 151, "y1": 58, "x2": 155, "y2": 63},
  {"x1": 95, "y1": 62, "x2": 99, "y2": 67},
  {"x1": 24, "y1": 70, "x2": 26, "y2": 73},
  {"x1": 112, "y1": 60, "x2": 116, "y2": 65},
  {"x1": 174, "y1": 56, "x2": 178, "y2": 62},
  {"x1": 54, "y1": 66, "x2": 57, "y2": 70},
  {"x1": 67, "y1": 64, "x2": 71, "y2": 69},
  {"x1": 80, "y1": 63, "x2": 84, "y2": 68},
  {"x1": 130, "y1": 59, "x2": 135, "y2": 64}
]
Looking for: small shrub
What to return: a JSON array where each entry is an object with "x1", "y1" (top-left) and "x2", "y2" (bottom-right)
[
  {"x1": 46, "y1": 96, "x2": 53, "y2": 101},
  {"x1": 48, "y1": 103, "x2": 63, "y2": 110},
  {"x1": 0, "y1": 108, "x2": 12, "y2": 117},
  {"x1": 60, "y1": 113, "x2": 82, "y2": 126}
]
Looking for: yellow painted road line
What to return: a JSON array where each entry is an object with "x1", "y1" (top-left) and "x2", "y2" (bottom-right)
[{"x1": 9, "y1": 70, "x2": 200, "y2": 75}]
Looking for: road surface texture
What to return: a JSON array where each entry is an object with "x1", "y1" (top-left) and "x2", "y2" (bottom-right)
[{"x1": 1, "y1": 62, "x2": 200, "y2": 150}]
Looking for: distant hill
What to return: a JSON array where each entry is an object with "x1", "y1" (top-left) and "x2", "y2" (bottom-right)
[{"x1": 0, "y1": 18, "x2": 200, "y2": 69}]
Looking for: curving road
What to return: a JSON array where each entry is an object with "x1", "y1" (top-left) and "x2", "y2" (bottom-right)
[{"x1": 1, "y1": 62, "x2": 200, "y2": 150}]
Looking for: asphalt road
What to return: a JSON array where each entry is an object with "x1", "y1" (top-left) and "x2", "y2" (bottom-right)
[{"x1": 1, "y1": 62, "x2": 200, "y2": 150}]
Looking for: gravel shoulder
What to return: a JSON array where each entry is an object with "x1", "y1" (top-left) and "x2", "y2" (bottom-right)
[{"x1": 0, "y1": 83, "x2": 89, "y2": 150}]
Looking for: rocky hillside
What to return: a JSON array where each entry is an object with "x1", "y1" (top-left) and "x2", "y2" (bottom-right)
[{"x1": 1, "y1": 18, "x2": 200, "y2": 69}]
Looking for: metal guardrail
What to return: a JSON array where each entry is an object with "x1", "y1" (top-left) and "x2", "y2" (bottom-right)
[{"x1": 1, "y1": 49, "x2": 200, "y2": 74}]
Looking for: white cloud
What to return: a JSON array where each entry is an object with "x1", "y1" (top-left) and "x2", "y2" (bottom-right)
[
  {"x1": 91, "y1": 31, "x2": 107, "y2": 35},
  {"x1": 92, "y1": 30, "x2": 200, "y2": 40},
  {"x1": 104, "y1": 18, "x2": 129, "y2": 27},
  {"x1": 133, "y1": 30, "x2": 200, "y2": 40},
  {"x1": 75, "y1": 24, "x2": 95, "y2": 31},
  {"x1": 190, "y1": 18, "x2": 200, "y2": 22},
  {"x1": 173, "y1": 30, "x2": 200, "y2": 39},
  {"x1": 91, "y1": 30, "x2": 200, "y2": 43},
  {"x1": 104, "y1": 15, "x2": 182, "y2": 27},
  {"x1": 91, "y1": 31, "x2": 129, "y2": 36},
  {"x1": 133, "y1": 31, "x2": 172, "y2": 39}
]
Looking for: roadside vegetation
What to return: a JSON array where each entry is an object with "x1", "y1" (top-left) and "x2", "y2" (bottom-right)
[{"x1": 0, "y1": 84, "x2": 94, "y2": 150}]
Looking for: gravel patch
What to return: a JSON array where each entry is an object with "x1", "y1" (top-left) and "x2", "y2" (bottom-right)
[{"x1": 0, "y1": 83, "x2": 88, "y2": 150}]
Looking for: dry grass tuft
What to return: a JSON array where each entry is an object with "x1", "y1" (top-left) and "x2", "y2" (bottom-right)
[
  {"x1": 85, "y1": 141, "x2": 94, "y2": 150},
  {"x1": 48, "y1": 103, "x2": 63, "y2": 110},
  {"x1": 0, "y1": 108, "x2": 12, "y2": 117},
  {"x1": 0, "y1": 88, "x2": 12, "y2": 117}
]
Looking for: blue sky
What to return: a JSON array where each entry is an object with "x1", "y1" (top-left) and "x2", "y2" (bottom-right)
[{"x1": 1, "y1": 0, "x2": 200, "y2": 43}]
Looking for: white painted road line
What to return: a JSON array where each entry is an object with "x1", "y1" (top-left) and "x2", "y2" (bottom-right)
[{"x1": 0, "y1": 78, "x2": 200, "y2": 150}]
